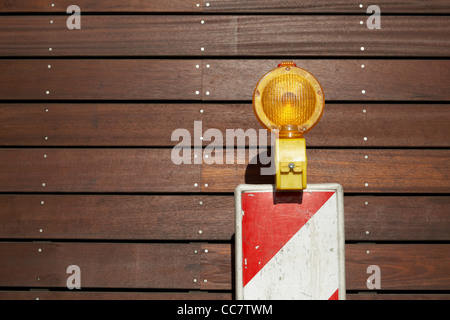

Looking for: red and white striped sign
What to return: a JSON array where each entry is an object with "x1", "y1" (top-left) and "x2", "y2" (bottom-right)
[{"x1": 235, "y1": 184, "x2": 345, "y2": 300}]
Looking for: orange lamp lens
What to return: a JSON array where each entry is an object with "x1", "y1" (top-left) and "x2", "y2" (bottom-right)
[{"x1": 253, "y1": 62, "x2": 324, "y2": 138}]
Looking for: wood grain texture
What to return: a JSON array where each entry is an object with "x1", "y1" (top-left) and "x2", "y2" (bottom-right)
[
  {"x1": 0, "y1": 291, "x2": 232, "y2": 300},
  {"x1": 0, "y1": 60, "x2": 202, "y2": 100},
  {"x1": 0, "y1": 195, "x2": 448, "y2": 241},
  {"x1": 345, "y1": 244, "x2": 450, "y2": 290},
  {"x1": 201, "y1": 149, "x2": 450, "y2": 193},
  {"x1": 1, "y1": 103, "x2": 449, "y2": 147},
  {"x1": 1, "y1": 242, "x2": 448, "y2": 291},
  {"x1": 0, "y1": 148, "x2": 448, "y2": 193},
  {"x1": 1, "y1": 60, "x2": 448, "y2": 101},
  {"x1": 0, "y1": 0, "x2": 200, "y2": 12},
  {"x1": 0, "y1": 16, "x2": 448, "y2": 57},
  {"x1": 0, "y1": 149, "x2": 201, "y2": 192},
  {"x1": 344, "y1": 196, "x2": 450, "y2": 241},
  {"x1": 1, "y1": 0, "x2": 449, "y2": 13},
  {"x1": 0, "y1": 195, "x2": 234, "y2": 240},
  {"x1": 202, "y1": 59, "x2": 450, "y2": 101},
  {"x1": 0, "y1": 291, "x2": 448, "y2": 300},
  {"x1": 0, "y1": 242, "x2": 203, "y2": 289},
  {"x1": 203, "y1": 0, "x2": 450, "y2": 13},
  {"x1": 0, "y1": 103, "x2": 206, "y2": 147}
]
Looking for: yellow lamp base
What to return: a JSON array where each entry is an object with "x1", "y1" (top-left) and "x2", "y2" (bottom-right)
[{"x1": 275, "y1": 138, "x2": 307, "y2": 190}]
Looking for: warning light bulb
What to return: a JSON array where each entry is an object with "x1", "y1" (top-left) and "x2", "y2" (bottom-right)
[{"x1": 252, "y1": 61, "x2": 325, "y2": 190}]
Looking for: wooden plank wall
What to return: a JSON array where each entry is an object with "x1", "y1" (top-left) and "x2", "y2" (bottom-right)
[{"x1": 0, "y1": 1, "x2": 449, "y2": 300}]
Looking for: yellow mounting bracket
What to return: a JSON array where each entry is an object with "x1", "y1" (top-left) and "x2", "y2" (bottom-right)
[{"x1": 275, "y1": 138, "x2": 307, "y2": 190}]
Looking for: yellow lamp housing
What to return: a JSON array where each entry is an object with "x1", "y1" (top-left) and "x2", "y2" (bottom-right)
[{"x1": 252, "y1": 61, "x2": 325, "y2": 190}]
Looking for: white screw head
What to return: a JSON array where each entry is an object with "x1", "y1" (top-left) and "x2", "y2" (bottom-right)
[{"x1": 361, "y1": 46, "x2": 365, "y2": 51}]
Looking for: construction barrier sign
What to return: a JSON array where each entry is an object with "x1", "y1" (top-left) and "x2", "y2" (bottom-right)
[{"x1": 235, "y1": 184, "x2": 345, "y2": 300}]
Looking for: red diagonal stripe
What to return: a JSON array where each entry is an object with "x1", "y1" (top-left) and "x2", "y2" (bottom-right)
[
  {"x1": 328, "y1": 289, "x2": 339, "y2": 300},
  {"x1": 242, "y1": 191, "x2": 335, "y2": 287}
]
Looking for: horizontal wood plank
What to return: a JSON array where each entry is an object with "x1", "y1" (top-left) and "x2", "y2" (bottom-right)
[
  {"x1": 0, "y1": 195, "x2": 234, "y2": 241},
  {"x1": 0, "y1": 16, "x2": 448, "y2": 57},
  {"x1": 0, "y1": 242, "x2": 203, "y2": 289},
  {"x1": 0, "y1": 148, "x2": 448, "y2": 193},
  {"x1": 344, "y1": 196, "x2": 450, "y2": 241},
  {"x1": 345, "y1": 244, "x2": 450, "y2": 290},
  {"x1": 0, "y1": 60, "x2": 202, "y2": 100},
  {"x1": 201, "y1": 149, "x2": 450, "y2": 193},
  {"x1": 0, "y1": 149, "x2": 201, "y2": 193},
  {"x1": 1, "y1": 243, "x2": 448, "y2": 291},
  {"x1": 202, "y1": 59, "x2": 450, "y2": 101},
  {"x1": 0, "y1": 0, "x2": 200, "y2": 12},
  {"x1": 1, "y1": 103, "x2": 449, "y2": 147},
  {"x1": 0, "y1": 60, "x2": 448, "y2": 101},
  {"x1": 0, "y1": 291, "x2": 448, "y2": 300},
  {"x1": 0, "y1": 291, "x2": 232, "y2": 300},
  {"x1": 1, "y1": 0, "x2": 449, "y2": 13},
  {"x1": 0, "y1": 195, "x2": 448, "y2": 241},
  {"x1": 203, "y1": 0, "x2": 450, "y2": 13}
]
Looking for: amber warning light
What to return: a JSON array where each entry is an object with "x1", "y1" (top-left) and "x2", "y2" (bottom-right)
[{"x1": 252, "y1": 61, "x2": 325, "y2": 190}]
